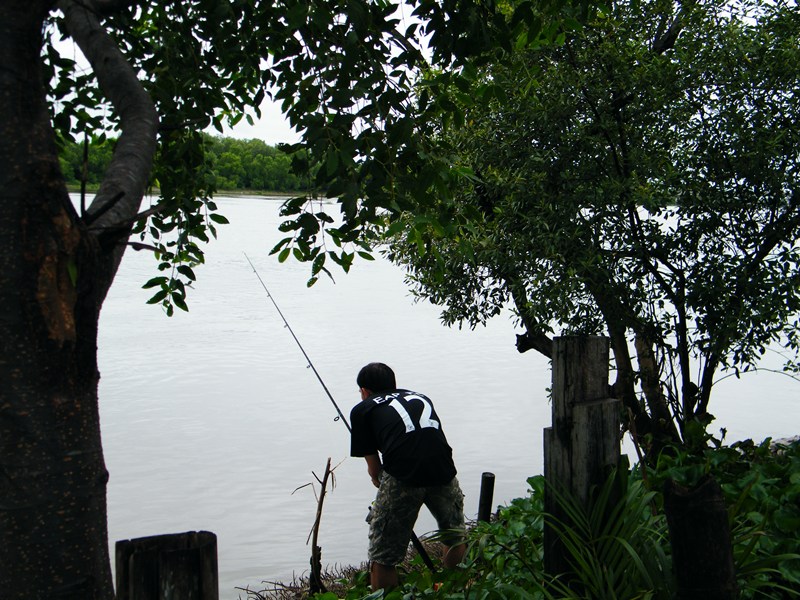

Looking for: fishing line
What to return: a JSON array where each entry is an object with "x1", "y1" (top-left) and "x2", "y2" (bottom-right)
[{"x1": 243, "y1": 251, "x2": 351, "y2": 431}]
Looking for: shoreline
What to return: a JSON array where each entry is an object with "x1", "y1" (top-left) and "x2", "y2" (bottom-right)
[{"x1": 66, "y1": 185, "x2": 298, "y2": 198}]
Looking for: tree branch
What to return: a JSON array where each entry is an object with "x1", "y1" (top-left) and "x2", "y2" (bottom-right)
[
  {"x1": 59, "y1": 0, "x2": 158, "y2": 276},
  {"x1": 651, "y1": 15, "x2": 685, "y2": 55},
  {"x1": 127, "y1": 241, "x2": 159, "y2": 252},
  {"x1": 652, "y1": 0, "x2": 694, "y2": 55},
  {"x1": 89, "y1": 201, "x2": 164, "y2": 233},
  {"x1": 506, "y1": 278, "x2": 553, "y2": 358},
  {"x1": 697, "y1": 192, "x2": 800, "y2": 414},
  {"x1": 515, "y1": 331, "x2": 553, "y2": 358}
]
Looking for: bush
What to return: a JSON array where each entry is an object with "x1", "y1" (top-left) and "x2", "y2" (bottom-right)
[
  {"x1": 647, "y1": 437, "x2": 800, "y2": 598},
  {"x1": 291, "y1": 440, "x2": 799, "y2": 600}
]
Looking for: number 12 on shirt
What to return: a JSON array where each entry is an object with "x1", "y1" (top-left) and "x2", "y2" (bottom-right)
[{"x1": 388, "y1": 393, "x2": 440, "y2": 433}]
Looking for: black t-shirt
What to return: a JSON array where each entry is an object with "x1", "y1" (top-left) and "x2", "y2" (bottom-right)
[{"x1": 350, "y1": 389, "x2": 457, "y2": 487}]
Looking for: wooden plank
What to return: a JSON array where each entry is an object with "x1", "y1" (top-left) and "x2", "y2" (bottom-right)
[
  {"x1": 160, "y1": 546, "x2": 201, "y2": 600},
  {"x1": 551, "y1": 336, "x2": 609, "y2": 417},
  {"x1": 571, "y1": 399, "x2": 621, "y2": 507},
  {"x1": 128, "y1": 549, "x2": 159, "y2": 600}
]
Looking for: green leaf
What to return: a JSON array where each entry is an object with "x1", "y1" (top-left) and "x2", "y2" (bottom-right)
[
  {"x1": 176, "y1": 265, "x2": 196, "y2": 281},
  {"x1": 146, "y1": 288, "x2": 169, "y2": 304},
  {"x1": 172, "y1": 291, "x2": 188, "y2": 312},
  {"x1": 311, "y1": 253, "x2": 326, "y2": 275},
  {"x1": 209, "y1": 213, "x2": 229, "y2": 224},
  {"x1": 142, "y1": 277, "x2": 167, "y2": 289}
]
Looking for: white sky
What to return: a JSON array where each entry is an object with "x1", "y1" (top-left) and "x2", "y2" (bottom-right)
[{"x1": 215, "y1": 98, "x2": 300, "y2": 146}]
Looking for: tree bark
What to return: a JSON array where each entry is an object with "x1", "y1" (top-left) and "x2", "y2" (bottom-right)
[
  {"x1": 634, "y1": 333, "x2": 680, "y2": 441},
  {"x1": 0, "y1": 3, "x2": 114, "y2": 598},
  {"x1": 0, "y1": 1, "x2": 156, "y2": 598}
]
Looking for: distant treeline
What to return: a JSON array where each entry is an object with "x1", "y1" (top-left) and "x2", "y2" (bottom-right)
[{"x1": 59, "y1": 134, "x2": 307, "y2": 193}]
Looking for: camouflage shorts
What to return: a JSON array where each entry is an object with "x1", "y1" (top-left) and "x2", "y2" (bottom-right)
[{"x1": 368, "y1": 472, "x2": 465, "y2": 566}]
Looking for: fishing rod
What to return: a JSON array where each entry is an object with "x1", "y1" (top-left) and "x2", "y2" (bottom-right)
[
  {"x1": 243, "y1": 251, "x2": 351, "y2": 431},
  {"x1": 243, "y1": 251, "x2": 436, "y2": 571}
]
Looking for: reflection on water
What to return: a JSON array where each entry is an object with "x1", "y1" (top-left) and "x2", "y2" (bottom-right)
[{"x1": 97, "y1": 196, "x2": 798, "y2": 598}]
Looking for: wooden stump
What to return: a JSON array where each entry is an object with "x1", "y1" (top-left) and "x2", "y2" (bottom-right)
[
  {"x1": 664, "y1": 476, "x2": 738, "y2": 600},
  {"x1": 115, "y1": 531, "x2": 218, "y2": 600}
]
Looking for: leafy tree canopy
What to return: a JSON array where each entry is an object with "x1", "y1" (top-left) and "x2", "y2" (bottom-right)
[
  {"x1": 47, "y1": 0, "x2": 592, "y2": 297},
  {"x1": 381, "y1": 0, "x2": 800, "y2": 452}
]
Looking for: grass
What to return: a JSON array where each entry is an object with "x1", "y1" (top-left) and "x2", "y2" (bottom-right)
[{"x1": 235, "y1": 539, "x2": 447, "y2": 599}]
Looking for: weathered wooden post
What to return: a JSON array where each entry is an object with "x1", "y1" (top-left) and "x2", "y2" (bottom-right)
[
  {"x1": 477, "y1": 472, "x2": 496, "y2": 522},
  {"x1": 543, "y1": 336, "x2": 621, "y2": 576},
  {"x1": 115, "y1": 531, "x2": 218, "y2": 600}
]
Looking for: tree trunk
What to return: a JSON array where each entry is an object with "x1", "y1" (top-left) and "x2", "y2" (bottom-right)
[{"x1": 0, "y1": 3, "x2": 114, "y2": 598}]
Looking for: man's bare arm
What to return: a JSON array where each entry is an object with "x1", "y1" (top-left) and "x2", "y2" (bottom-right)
[{"x1": 365, "y1": 454, "x2": 382, "y2": 487}]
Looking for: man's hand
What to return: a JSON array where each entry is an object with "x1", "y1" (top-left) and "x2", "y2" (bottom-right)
[{"x1": 365, "y1": 454, "x2": 382, "y2": 488}]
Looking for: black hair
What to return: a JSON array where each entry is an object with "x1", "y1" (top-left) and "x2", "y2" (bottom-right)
[{"x1": 357, "y1": 362, "x2": 396, "y2": 393}]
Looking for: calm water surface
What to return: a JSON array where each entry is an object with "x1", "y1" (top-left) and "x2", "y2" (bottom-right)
[{"x1": 96, "y1": 195, "x2": 799, "y2": 598}]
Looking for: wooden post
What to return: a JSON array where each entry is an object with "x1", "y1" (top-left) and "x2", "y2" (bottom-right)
[
  {"x1": 543, "y1": 336, "x2": 621, "y2": 577},
  {"x1": 664, "y1": 476, "x2": 738, "y2": 600},
  {"x1": 115, "y1": 531, "x2": 218, "y2": 600},
  {"x1": 477, "y1": 472, "x2": 496, "y2": 522}
]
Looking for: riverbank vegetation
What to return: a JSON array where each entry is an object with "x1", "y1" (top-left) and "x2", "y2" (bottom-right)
[
  {"x1": 58, "y1": 134, "x2": 306, "y2": 194},
  {"x1": 244, "y1": 438, "x2": 799, "y2": 600}
]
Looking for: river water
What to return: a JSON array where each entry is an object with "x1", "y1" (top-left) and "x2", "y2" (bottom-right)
[{"x1": 95, "y1": 195, "x2": 798, "y2": 598}]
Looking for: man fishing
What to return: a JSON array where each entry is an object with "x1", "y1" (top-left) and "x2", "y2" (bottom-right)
[{"x1": 350, "y1": 362, "x2": 466, "y2": 591}]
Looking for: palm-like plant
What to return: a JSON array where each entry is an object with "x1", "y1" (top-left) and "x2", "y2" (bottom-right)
[{"x1": 544, "y1": 469, "x2": 673, "y2": 600}]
